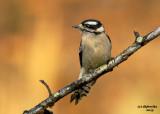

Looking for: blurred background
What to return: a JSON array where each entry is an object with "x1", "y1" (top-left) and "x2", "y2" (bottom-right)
[{"x1": 0, "y1": 0, "x2": 160, "y2": 114}]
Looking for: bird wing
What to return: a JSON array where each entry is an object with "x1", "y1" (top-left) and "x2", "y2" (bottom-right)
[
  {"x1": 106, "y1": 34, "x2": 111, "y2": 43},
  {"x1": 79, "y1": 40, "x2": 82, "y2": 67}
]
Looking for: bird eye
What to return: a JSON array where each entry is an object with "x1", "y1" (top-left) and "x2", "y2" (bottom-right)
[{"x1": 85, "y1": 24, "x2": 90, "y2": 28}]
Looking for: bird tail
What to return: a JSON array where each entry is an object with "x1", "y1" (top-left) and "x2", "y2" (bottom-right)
[{"x1": 70, "y1": 80, "x2": 96, "y2": 105}]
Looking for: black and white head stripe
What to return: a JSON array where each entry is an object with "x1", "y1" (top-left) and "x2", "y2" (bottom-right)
[
  {"x1": 81, "y1": 19, "x2": 102, "y2": 27},
  {"x1": 81, "y1": 19, "x2": 105, "y2": 33}
]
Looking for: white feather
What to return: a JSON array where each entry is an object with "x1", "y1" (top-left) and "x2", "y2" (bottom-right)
[
  {"x1": 85, "y1": 21, "x2": 97, "y2": 25},
  {"x1": 96, "y1": 26, "x2": 104, "y2": 32}
]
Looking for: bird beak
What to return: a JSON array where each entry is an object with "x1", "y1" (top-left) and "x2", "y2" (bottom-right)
[{"x1": 72, "y1": 25, "x2": 79, "y2": 28}]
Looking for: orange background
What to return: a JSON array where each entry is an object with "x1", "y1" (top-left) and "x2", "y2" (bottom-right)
[{"x1": 0, "y1": 0, "x2": 160, "y2": 114}]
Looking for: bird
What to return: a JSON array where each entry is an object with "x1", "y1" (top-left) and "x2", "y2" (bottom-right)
[{"x1": 71, "y1": 19, "x2": 112, "y2": 105}]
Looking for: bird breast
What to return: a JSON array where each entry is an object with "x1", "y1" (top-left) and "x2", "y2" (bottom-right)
[{"x1": 81, "y1": 33, "x2": 111, "y2": 72}]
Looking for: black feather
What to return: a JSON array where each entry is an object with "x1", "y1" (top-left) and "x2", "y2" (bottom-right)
[
  {"x1": 81, "y1": 87, "x2": 89, "y2": 93},
  {"x1": 81, "y1": 19, "x2": 102, "y2": 29},
  {"x1": 106, "y1": 34, "x2": 111, "y2": 43},
  {"x1": 79, "y1": 40, "x2": 82, "y2": 67}
]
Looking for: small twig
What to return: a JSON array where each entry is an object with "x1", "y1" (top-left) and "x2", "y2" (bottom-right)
[
  {"x1": 24, "y1": 80, "x2": 54, "y2": 114},
  {"x1": 40, "y1": 80, "x2": 52, "y2": 96},
  {"x1": 134, "y1": 31, "x2": 140, "y2": 38}
]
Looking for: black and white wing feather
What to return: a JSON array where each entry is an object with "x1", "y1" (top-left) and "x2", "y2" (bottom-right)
[{"x1": 79, "y1": 40, "x2": 82, "y2": 67}]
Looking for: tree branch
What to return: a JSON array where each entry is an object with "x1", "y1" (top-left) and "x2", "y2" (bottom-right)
[
  {"x1": 40, "y1": 80, "x2": 52, "y2": 96},
  {"x1": 23, "y1": 27, "x2": 160, "y2": 114}
]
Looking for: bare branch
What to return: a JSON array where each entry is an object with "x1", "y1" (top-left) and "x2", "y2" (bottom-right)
[
  {"x1": 23, "y1": 27, "x2": 160, "y2": 114},
  {"x1": 40, "y1": 80, "x2": 52, "y2": 96}
]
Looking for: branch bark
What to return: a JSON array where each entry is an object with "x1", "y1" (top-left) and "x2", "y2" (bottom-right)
[{"x1": 23, "y1": 27, "x2": 160, "y2": 114}]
